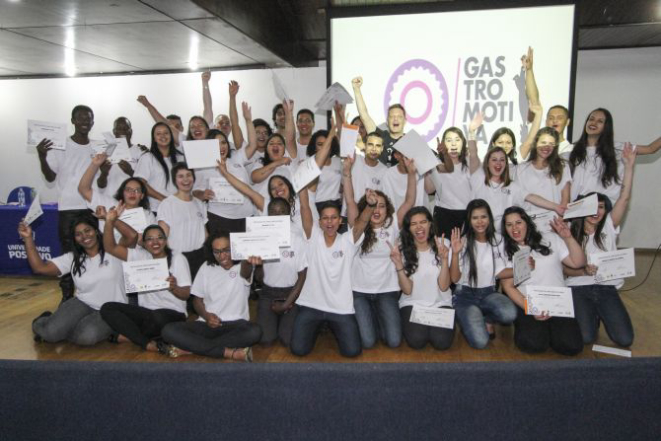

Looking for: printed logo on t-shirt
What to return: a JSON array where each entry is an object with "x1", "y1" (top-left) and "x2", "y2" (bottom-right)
[
  {"x1": 500, "y1": 188, "x2": 511, "y2": 195},
  {"x1": 332, "y1": 250, "x2": 344, "y2": 259},
  {"x1": 371, "y1": 178, "x2": 381, "y2": 185},
  {"x1": 197, "y1": 212, "x2": 204, "y2": 218},
  {"x1": 101, "y1": 259, "x2": 110, "y2": 267},
  {"x1": 281, "y1": 249, "x2": 294, "y2": 259},
  {"x1": 233, "y1": 163, "x2": 241, "y2": 169},
  {"x1": 378, "y1": 229, "x2": 390, "y2": 239},
  {"x1": 229, "y1": 271, "x2": 237, "y2": 278}
]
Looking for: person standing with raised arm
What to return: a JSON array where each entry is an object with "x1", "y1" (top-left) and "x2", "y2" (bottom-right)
[
  {"x1": 36, "y1": 104, "x2": 96, "y2": 303},
  {"x1": 352, "y1": 76, "x2": 406, "y2": 167},
  {"x1": 296, "y1": 109, "x2": 315, "y2": 158}
]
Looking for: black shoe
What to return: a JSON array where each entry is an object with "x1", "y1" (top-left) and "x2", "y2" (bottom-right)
[
  {"x1": 32, "y1": 311, "x2": 52, "y2": 342},
  {"x1": 108, "y1": 333, "x2": 120, "y2": 343}
]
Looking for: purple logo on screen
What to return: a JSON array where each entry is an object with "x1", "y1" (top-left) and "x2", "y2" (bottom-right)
[{"x1": 383, "y1": 59, "x2": 449, "y2": 142}]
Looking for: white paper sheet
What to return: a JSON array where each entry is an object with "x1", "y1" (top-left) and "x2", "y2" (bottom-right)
[
  {"x1": 122, "y1": 258, "x2": 170, "y2": 293},
  {"x1": 108, "y1": 138, "x2": 131, "y2": 164},
  {"x1": 291, "y1": 157, "x2": 321, "y2": 193},
  {"x1": 339, "y1": 123, "x2": 359, "y2": 158},
  {"x1": 530, "y1": 210, "x2": 554, "y2": 234},
  {"x1": 182, "y1": 140, "x2": 221, "y2": 169},
  {"x1": 563, "y1": 194, "x2": 598, "y2": 220},
  {"x1": 102, "y1": 132, "x2": 118, "y2": 147},
  {"x1": 23, "y1": 193, "x2": 43, "y2": 225},
  {"x1": 410, "y1": 305, "x2": 455, "y2": 329},
  {"x1": 230, "y1": 233, "x2": 280, "y2": 261},
  {"x1": 314, "y1": 82, "x2": 354, "y2": 114},
  {"x1": 119, "y1": 208, "x2": 148, "y2": 234},
  {"x1": 246, "y1": 216, "x2": 291, "y2": 247},
  {"x1": 27, "y1": 120, "x2": 67, "y2": 151},
  {"x1": 525, "y1": 285, "x2": 575, "y2": 318},
  {"x1": 589, "y1": 248, "x2": 636, "y2": 283},
  {"x1": 209, "y1": 177, "x2": 245, "y2": 204},
  {"x1": 272, "y1": 72, "x2": 290, "y2": 102},
  {"x1": 513, "y1": 246, "x2": 532, "y2": 286},
  {"x1": 592, "y1": 344, "x2": 632, "y2": 358},
  {"x1": 387, "y1": 129, "x2": 440, "y2": 176}
]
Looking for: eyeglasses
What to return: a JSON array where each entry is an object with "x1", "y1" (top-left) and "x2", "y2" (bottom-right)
[
  {"x1": 124, "y1": 188, "x2": 143, "y2": 194},
  {"x1": 212, "y1": 248, "x2": 231, "y2": 255}
]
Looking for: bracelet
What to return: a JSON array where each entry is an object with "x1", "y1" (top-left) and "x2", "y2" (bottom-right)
[{"x1": 396, "y1": 267, "x2": 405, "y2": 272}]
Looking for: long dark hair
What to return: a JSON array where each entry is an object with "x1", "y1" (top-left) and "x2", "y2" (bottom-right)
[
  {"x1": 569, "y1": 108, "x2": 619, "y2": 188},
  {"x1": 113, "y1": 177, "x2": 150, "y2": 211},
  {"x1": 399, "y1": 207, "x2": 439, "y2": 276},
  {"x1": 569, "y1": 192, "x2": 612, "y2": 251},
  {"x1": 501, "y1": 206, "x2": 551, "y2": 259},
  {"x1": 528, "y1": 127, "x2": 566, "y2": 184},
  {"x1": 489, "y1": 127, "x2": 517, "y2": 165},
  {"x1": 483, "y1": 147, "x2": 512, "y2": 186},
  {"x1": 438, "y1": 127, "x2": 468, "y2": 170},
  {"x1": 69, "y1": 214, "x2": 104, "y2": 278},
  {"x1": 462, "y1": 199, "x2": 500, "y2": 286},
  {"x1": 150, "y1": 122, "x2": 179, "y2": 186},
  {"x1": 357, "y1": 190, "x2": 394, "y2": 256},
  {"x1": 267, "y1": 175, "x2": 296, "y2": 218},
  {"x1": 206, "y1": 129, "x2": 231, "y2": 159},
  {"x1": 186, "y1": 116, "x2": 209, "y2": 141},
  {"x1": 142, "y1": 224, "x2": 173, "y2": 267},
  {"x1": 261, "y1": 134, "x2": 288, "y2": 166},
  {"x1": 306, "y1": 130, "x2": 340, "y2": 158}
]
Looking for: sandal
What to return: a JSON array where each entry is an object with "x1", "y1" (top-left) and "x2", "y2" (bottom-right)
[{"x1": 230, "y1": 347, "x2": 253, "y2": 362}]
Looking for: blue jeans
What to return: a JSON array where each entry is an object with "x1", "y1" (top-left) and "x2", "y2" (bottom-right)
[
  {"x1": 353, "y1": 291, "x2": 402, "y2": 348},
  {"x1": 571, "y1": 284, "x2": 634, "y2": 347},
  {"x1": 453, "y1": 285, "x2": 517, "y2": 349},
  {"x1": 290, "y1": 306, "x2": 362, "y2": 358}
]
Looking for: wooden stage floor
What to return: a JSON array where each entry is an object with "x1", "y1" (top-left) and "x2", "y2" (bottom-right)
[{"x1": 1, "y1": 250, "x2": 659, "y2": 364}]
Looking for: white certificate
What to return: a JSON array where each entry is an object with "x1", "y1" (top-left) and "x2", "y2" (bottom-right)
[
  {"x1": 410, "y1": 305, "x2": 455, "y2": 329},
  {"x1": 230, "y1": 233, "x2": 280, "y2": 261},
  {"x1": 314, "y1": 82, "x2": 354, "y2": 114},
  {"x1": 182, "y1": 140, "x2": 221, "y2": 169},
  {"x1": 91, "y1": 139, "x2": 113, "y2": 157},
  {"x1": 272, "y1": 72, "x2": 290, "y2": 102},
  {"x1": 291, "y1": 157, "x2": 321, "y2": 193},
  {"x1": 102, "y1": 132, "x2": 118, "y2": 147},
  {"x1": 209, "y1": 177, "x2": 245, "y2": 204},
  {"x1": 589, "y1": 248, "x2": 635, "y2": 283},
  {"x1": 525, "y1": 285, "x2": 575, "y2": 318},
  {"x1": 563, "y1": 194, "x2": 598, "y2": 220},
  {"x1": 339, "y1": 123, "x2": 359, "y2": 158},
  {"x1": 119, "y1": 208, "x2": 148, "y2": 233},
  {"x1": 23, "y1": 193, "x2": 43, "y2": 225},
  {"x1": 389, "y1": 129, "x2": 440, "y2": 176},
  {"x1": 246, "y1": 216, "x2": 291, "y2": 247},
  {"x1": 27, "y1": 120, "x2": 67, "y2": 151},
  {"x1": 108, "y1": 138, "x2": 132, "y2": 164},
  {"x1": 531, "y1": 210, "x2": 554, "y2": 234},
  {"x1": 513, "y1": 246, "x2": 532, "y2": 286},
  {"x1": 122, "y1": 258, "x2": 170, "y2": 293}
]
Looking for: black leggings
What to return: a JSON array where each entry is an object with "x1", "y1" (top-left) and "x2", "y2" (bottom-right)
[{"x1": 100, "y1": 302, "x2": 185, "y2": 349}]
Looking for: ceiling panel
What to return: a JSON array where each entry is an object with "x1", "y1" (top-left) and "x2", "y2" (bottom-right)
[
  {"x1": 579, "y1": 24, "x2": 661, "y2": 49},
  {"x1": 11, "y1": 22, "x2": 258, "y2": 71},
  {"x1": 140, "y1": 0, "x2": 216, "y2": 20}
]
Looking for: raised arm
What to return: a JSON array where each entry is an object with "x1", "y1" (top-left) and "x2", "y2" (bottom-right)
[
  {"x1": 467, "y1": 112, "x2": 483, "y2": 173},
  {"x1": 612, "y1": 143, "x2": 636, "y2": 227},
  {"x1": 36, "y1": 139, "x2": 56, "y2": 182},
  {"x1": 449, "y1": 228, "x2": 463, "y2": 284},
  {"x1": 314, "y1": 116, "x2": 337, "y2": 168},
  {"x1": 78, "y1": 153, "x2": 107, "y2": 202},
  {"x1": 282, "y1": 99, "x2": 297, "y2": 159},
  {"x1": 342, "y1": 156, "x2": 359, "y2": 226},
  {"x1": 250, "y1": 157, "x2": 292, "y2": 184},
  {"x1": 435, "y1": 235, "x2": 451, "y2": 292},
  {"x1": 103, "y1": 205, "x2": 129, "y2": 261},
  {"x1": 520, "y1": 102, "x2": 543, "y2": 160},
  {"x1": 633, "y1": 135, "x2": 661, "y2": 156},
  {"x1": 389, "y1": 241, "x2": 413, "y2": 295},
  {"x1": 523, "y1": 47, "x2": 540, "y2": 114},
  {"x1": 217, "y1": 159, "x2": 265, "y2": 211},
  {"x1": 18, "y1": 222, "x2": 61, "y2": 276},
  {"x1": 435, "y1": 140, "x2": 454, "y2": 173},
  {"x1": 137, "y1": 95, "x2": 181, "y2": 141},
  {"x1": 352, "y1": 189, "x2": 378, "y2": 243},
  {"x1": 396, "y1": 158, "x2": 418, "y2": 228},
  {"x1": 241, "y1": 102, "x2": 257, "y2": 159},
  {"x1": 351, "y1": 77, "x2": 377, "y2": 133},
  {"x1": 550, "y1": 217, "x2": 586, "y2": 269},
  {"x1": 229, "y1": 81, "x2": 243, "y2": 148},
  {"x1": 299, "y1": 187, "x2": 313, "y2": 239},
  {"x1": 201, "y1": 71, "x2": 213, "y2": 127}
]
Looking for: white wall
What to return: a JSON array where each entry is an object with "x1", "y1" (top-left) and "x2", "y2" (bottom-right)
[
  {"x1": 573, "y1": 47, "x2": 661, "y2": 249},
  {"x1": 0, "y1": 66, "x2": 326, "y2": 204}
]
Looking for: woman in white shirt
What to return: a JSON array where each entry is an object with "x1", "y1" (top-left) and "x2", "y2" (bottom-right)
[
  {"x1": 161, "y1": 232, "x2": 262, "y2": 362},
  {"x1": 564, "y1": 144, "x2": 636, "y2": 347},
  {"x1": 157, "y1": 162, "x2": 208, "y2": 279},
  {"x1": 19, "y1": 214, "x2": 125, "y2": 346},
  {"x1": 390, "y1": 207, "x2": 454, "y2": 350},
  {"x1": 500, "y1": 206, "x2": 585, "y2": 355},
  {"x1": 134, "y1": 122, "x2": 182, "y2": 213},
  {"x1": 450, "y1": 199, "x2": 516, "y2": 349},
  {"x1": 101, "y1": 207, "x2": 190, "y2": 353},
  {"x1": 343, "y1": 155, "x2": 417, "y2": 349},
  {"x1": 305, "y1": 129, "x2": 342, "y2": 209}
]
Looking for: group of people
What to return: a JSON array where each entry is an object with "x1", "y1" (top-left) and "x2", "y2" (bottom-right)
[{"x1": 22, "y1": 49, "x2": 660, "y2": 361}]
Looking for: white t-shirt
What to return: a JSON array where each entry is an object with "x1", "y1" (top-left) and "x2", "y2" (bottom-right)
[
  {"x1": 102, "y1": 145, "x2": 145, "y2": 196},
  {"x1": 46, "y1": 137, "x2": 94, "y2": 210},
  {"x1": 457, "y1": 238, "x2": 507, "y2": 288},
  {"x1": 87, "y1": 191, "x2": 155, "y2": 240},
  {"x1": 157, "y1": 195, "x2": 207, "y2": 252},
  {"x1": 194, "y1": 149, "x2": 254, "y2": 219},
  {"x1": 51, "y1": 251, "x2": 126, "y2": 310},
  {"x1": 134, "y1": 153, "x2": 180, "y2": 211},
  {"x1": 192, "y1": 262, "x2": 250, "y2": 321},
  {"x1": 558, "y1": 140, "x2": 573, "y2": 155},
  {"x1": 351, "y1": 222, "x2": 401, "y2": 294},
  {"x1": 399, "y1": 245, "x2": 452, "y2": 309},
  {"x1": 316, "y1": 157, "x2": 343, "y2": 203},
  {"x1": 127, "y1": 248, "x2": 189, "y2": 314},
  {"x1": 506, "y1": 233, "x2": 569, "y2": 295},
  {"x1": 470, "y1": 168, "x2": 529, "y2": 230},
  {"x1": 566, "y1": 214, "x2": 623, "y2": 288},
  {"x1": 253, "y1": 162, "x2": 296, "y2": 196},
  {"x1": 263, "y1": 226, "x2": 308, "y2": 288},
  {"x1": 244, "y1": 149, "x2": 265, "y2": 178},
  {"x1": 381, "y1": 167, "x2": 425, "y2": 212},
  {"x1": 565, "y1": 143, "x2": 629, "y2": 204},
  {"x1": 296, "y1": 142, "x2": 309, "y2": 167},
  {"x1": 296, "y1": 226, "x2": 363, "y2": 314},
  {"x1": 516, "y1": 161, "x2": 571, "y2": 216},
  {"x1": 430, "y1": 164, "x2": 472, "y2": 210},
  {"x1": 343, "y1": 155, "x2": 387, "y2": 216}
]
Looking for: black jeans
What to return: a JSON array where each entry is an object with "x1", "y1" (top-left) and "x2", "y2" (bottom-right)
[
  {"x1": 513, "y1": 307, "x2": 583, "y2": 356},
  {"x1": 57, "y1": 209, "x2": 93, "y2": 302},
  {"x1": 206, "y1": 212, "x2": 246, "y2": 237},
  {"x1": 257, "y1": 285, "x2": 299, "y2": 346},
  {"x1": 100, "y1": 302, "x2": 185, "y2": 349},
  {"x1": 400, "y1": 305, "x2": 455, "y2": 350},
  {"x1": 161, "y1": 320, "x2": 262, "y2": 358}
]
